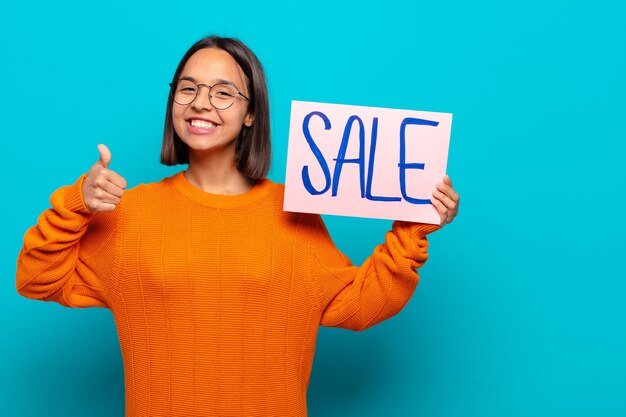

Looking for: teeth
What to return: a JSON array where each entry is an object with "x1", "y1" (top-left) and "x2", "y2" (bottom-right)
[{"x1": 190, "y1": 119, "x2": 216, "y2": 128}]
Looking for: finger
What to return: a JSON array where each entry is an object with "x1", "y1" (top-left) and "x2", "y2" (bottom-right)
[
  {"x1": 91, "y1": 202, "x2": 118, "y2": 212},
  {"x1": 432, "y1": 189, "x2": 457, "y2": 211},
  {"x1": 90, "y1": 182, "x2": 122, "y2": 203},
  {"x1": 107, "y1": 170, "x2": 128, "y2": 190},
  {"x1": 430, "y1": 196, "x2": 448, "y2": 225},
  {"x1": 97, "y1": 144, "x2": 112, "y2": 169},
  {"x1": 436, "y1": 181, "x2": 460, "y2": 204},
  {"x1": 443, "y1": 174, "x2": 453, "y2": 187},
  {"x1": 91, "y1": 190, "x2": 121, "y2": 205},
  {"x1": 98, "y1": 192, "x2": 122, "y2": 205},
  {"x1": 432, "y1": 190, "x2": 458, "y2": 224},
  {"x1": 95, "y1": 175, "x2": 125, "y2": 198}
]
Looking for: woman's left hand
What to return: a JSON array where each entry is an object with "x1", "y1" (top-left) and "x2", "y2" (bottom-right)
[{"x1": 431, "y1": 175, "x2": 460, "y2": 226}]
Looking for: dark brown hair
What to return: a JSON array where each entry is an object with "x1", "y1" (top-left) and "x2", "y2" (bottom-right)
[{"x1": 161, "y1": 36, "x2": 271, "y2": 179}]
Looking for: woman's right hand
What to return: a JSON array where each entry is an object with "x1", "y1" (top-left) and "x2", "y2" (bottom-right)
[{"x1": 82, "y1": 144, "x2": 128, "y2": 212}]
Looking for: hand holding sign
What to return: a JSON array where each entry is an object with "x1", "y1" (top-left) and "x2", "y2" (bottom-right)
[
  {"x1": 82, "y1": 144, "x2": 128, "y2": 212},
  {"x1": 432, "y1": 175, "x2": 459, "y2": 226}
]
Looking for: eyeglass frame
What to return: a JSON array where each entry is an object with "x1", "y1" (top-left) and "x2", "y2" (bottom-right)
[{"x1": 169, "y1": 79, "x2": 250, "y2": 110}]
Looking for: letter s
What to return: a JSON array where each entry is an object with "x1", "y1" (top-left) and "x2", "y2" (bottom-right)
[{"x1": 302, "y1": 111, "x2": 332, "y2": 195}]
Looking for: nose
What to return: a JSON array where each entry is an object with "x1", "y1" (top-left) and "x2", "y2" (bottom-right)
[{"x1": 191, "y1": 84, "x2": 214, "y2": 111}]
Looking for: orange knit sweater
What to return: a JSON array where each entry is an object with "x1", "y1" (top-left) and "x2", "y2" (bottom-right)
[{"x1": 16, "y1": 172, "x2": 439, "y2": 417}]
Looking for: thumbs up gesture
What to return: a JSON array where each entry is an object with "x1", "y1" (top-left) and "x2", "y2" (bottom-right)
[{"x1": 81, "y1": 144, "x2": 128, "y2": 212}]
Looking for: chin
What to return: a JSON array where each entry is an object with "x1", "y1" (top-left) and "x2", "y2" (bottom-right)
[{"x1": 186, "y1": 140, "x2": 237, "y2": 157}]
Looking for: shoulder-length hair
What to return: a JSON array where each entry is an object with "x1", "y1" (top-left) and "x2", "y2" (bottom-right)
[{"x1": 161, "y1": 35, "x2": 271, "y2": 179}]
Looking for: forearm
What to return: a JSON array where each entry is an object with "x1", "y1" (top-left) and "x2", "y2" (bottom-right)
[
  {"x1": 318, "y1": 221, "x2": 439, "y2": 331},
  {"x1": 16, "y1": 176, "x2": 113, "y2": 307}
]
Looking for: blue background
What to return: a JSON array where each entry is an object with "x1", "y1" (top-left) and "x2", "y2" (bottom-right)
[{"x1": 2, "y1": 0, "x2": 625, "y2": 416}]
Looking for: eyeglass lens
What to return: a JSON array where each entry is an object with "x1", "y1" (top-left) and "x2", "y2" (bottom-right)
[{"x1": 172, "y1": 81, "x2": 240, "y2": 109}]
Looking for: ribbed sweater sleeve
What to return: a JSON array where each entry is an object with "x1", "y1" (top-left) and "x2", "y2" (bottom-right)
[
  {"x1": 16, "y1": 175, "x2": 117, "y2": 308},
  {"x1": 311, "y1": 216, "x2": 440, "y2": 331}
]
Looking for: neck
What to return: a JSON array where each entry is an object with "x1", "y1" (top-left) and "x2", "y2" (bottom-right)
[{"x1": 185, "y1": 150, "x2": 255, "y2": 195}]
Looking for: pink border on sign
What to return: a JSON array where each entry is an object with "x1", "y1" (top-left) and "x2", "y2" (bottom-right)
[{"x1": 284, "y1": 101, "x2": 452, "y2": 224}]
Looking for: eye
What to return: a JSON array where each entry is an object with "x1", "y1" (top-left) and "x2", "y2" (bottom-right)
[
  {"x1": 178, "y1": 86, "x2": 197, "y2": 94},
  {"x1": 213, "y1": 84, "x2": 237, "y2": 98}
]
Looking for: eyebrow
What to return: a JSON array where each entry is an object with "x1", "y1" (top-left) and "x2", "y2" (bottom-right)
[{"x1": 178, "y1": 75, "x2": 198, "y2": 83}]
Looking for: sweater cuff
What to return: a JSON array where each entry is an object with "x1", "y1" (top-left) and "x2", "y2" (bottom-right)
[
  {"x1": 60, "y1": 174, "x2": 93, "y2": 215},
  {"x1": 393, "y1": 221, "x2": 441, "y2": 241}
]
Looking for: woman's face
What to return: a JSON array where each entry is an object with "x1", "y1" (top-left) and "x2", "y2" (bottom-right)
[{"x1": 172, "y1": 48, "x2": 254, "y2": 161}]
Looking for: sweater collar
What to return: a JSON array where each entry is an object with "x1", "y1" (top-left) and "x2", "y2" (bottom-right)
[{"x1": 168, "y1": 171, "x2": 273, "y2": 208}]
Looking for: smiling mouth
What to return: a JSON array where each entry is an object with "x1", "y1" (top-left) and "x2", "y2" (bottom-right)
[{"x1": 189, "y1": 119, "x2": 217, "y2": 128}]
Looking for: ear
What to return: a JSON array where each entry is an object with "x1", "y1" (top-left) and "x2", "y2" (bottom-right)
[{"x1": 243, "y1": 113, "x2": 254, "y2": 127}]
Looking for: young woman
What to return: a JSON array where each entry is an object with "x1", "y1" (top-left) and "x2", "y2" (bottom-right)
[{"x1": 16, "y1": 35, "x2": 459, "y2": 417}]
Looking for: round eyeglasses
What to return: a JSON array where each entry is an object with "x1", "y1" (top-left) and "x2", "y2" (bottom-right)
[{"x1": 170, "y1": 80, "x2": 250, "y2": 110}]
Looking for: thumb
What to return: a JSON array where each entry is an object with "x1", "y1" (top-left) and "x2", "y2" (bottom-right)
[{"x1": 96, "y1": 144, "x2": 112, "y2": 168}]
